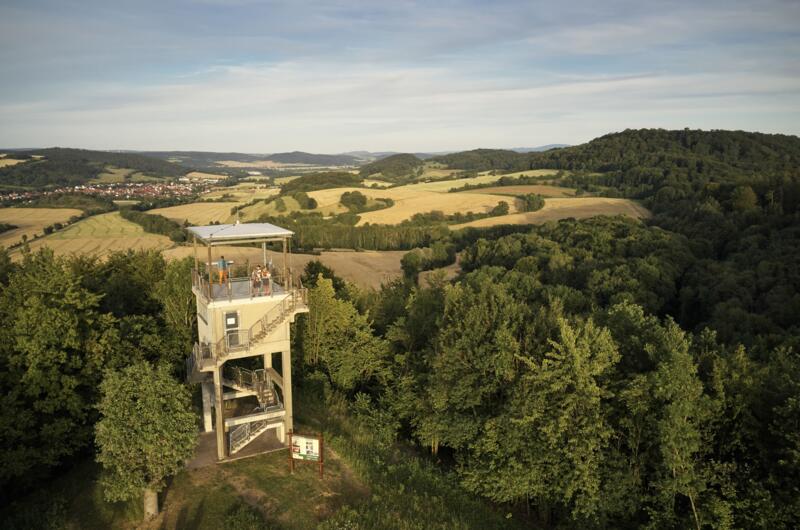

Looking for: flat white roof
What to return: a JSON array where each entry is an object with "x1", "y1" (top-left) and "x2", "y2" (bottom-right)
[{"x1": 188, "y1": 222, "x2": 293, "y2": 243}]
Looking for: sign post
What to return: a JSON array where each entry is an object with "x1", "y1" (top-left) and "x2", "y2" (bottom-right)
[{"x1": 288, "y1": 430, "x2": 324, "y2": 478}]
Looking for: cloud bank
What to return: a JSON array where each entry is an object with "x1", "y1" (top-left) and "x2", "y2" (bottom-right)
[{"x1": 1, "y1": 0, "x2": 798, "y2": 151}]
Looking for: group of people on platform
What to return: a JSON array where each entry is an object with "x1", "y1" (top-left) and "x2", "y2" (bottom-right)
[
  {"x1": 251, "y1": 264, "x2": 272, "y2": 296},
  {"x1": 215, "y1": 256, "x2": 272, "y2": 296}
]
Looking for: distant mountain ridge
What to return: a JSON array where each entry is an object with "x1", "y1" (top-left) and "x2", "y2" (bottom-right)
[
  {"x1": 143, "y1": 150, "x2": 360, "y2": 168},
  {"x1": 510, "y1": 144, "x2": 570, "y2": 153}
]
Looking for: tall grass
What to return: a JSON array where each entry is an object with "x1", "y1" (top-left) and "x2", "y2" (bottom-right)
[{"x1": 297, "y1": 387, "x2": 522, "y2": 530}]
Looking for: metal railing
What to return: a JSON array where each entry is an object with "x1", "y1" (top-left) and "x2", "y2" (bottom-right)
[
  {"x1": 192, "y1": 266, "x2": 304, "y2": 304},
  {"x1": 229, "y1": 419, "x2": 269, "y2": 454},
  {"x1": 223, "y1": 366, "x2": 282, "y2": 410},
  {"x1": 186, "y1": 342, "x2": 213, "y2": 380}
]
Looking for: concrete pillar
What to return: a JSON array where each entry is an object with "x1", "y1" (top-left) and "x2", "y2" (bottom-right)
[
  {"x1": 277, "y1": 423, "x2": 285, "y2": 443},
  {"x1": 263, "y1": 351, "x2": 272, "y2": 370},
  {"x1": 213, "y1": 365, "x2": 226, "y2": 460},
  {"x1": 201, "y1": 382, "x2": 213, "y2": 433},
  {"x1": 281, "y1": 349, "x2": 293, "y2": 433}
]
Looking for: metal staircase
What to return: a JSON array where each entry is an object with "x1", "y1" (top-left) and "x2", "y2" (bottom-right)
[
  {"x1": 213, "y1": 288, "x2": 307, "y2": 358},
  {"x1": 223, "y1": 365, "x2": 281, "y2": 409},
  {"x1": 186, "y1": 289, "x2": 307, "y2": 383},
  {"x1": 229, "y1": 418, "x2": 272, "y2": 454}
]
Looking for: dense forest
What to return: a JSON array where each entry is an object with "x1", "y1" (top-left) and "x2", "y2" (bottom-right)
[
  {"x1": 0, "y1": 148, "x2": 186, "y2": 188},
  {"x1": 299, "y1": 129, "x2": 800, "y2": 528},
  {"x1": 358, "y1": 153, "x2": 424, "y2": 182}
]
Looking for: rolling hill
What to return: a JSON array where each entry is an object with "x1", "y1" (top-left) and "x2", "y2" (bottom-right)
[
  {"x1": 0, "y1": 148, "x2": 187, "y2": 188},
  {"x1": 358, "y1": 153, "x2": 424, "y2": 182}
]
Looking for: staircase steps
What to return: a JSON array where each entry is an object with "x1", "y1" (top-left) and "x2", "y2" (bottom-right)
[{"x1": 229, "y1": 420, "x2": 271, "y2": 454}]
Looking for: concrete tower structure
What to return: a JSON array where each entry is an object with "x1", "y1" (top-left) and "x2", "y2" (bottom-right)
[{"x1": 185, "y1": 223, "x2": 308, "y2": 460}]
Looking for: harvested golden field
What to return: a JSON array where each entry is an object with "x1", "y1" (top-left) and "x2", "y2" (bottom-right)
[
  {"x1": 274, "y1": 175, "x2": 301, "y2": 185},
  {"x1": 420, "y1": 167, "x2": 460, "y2": 180},
  {"x1": 25, "y1": 212, "x2": 172, "y2": 258},
  {"x1": 151, "y1": 202, "x2": 239, "y2": 225},
  {"x1": 452, "y1": 198, "x2": 651, "y2": 229},
  {"x1": 163, "y1": 247, "x2": 404, "y2": 289},
  {"x1": 238, "y1": 194, "x2": 346, "y2": 220},
  {"x1": 496, "y1": 169, "x2": 569, "y2": 179},
  {"x1": 201, "y1": 186, "x2": 279, "y2": 203},
  {"x1": 0, "y1": 207, "x2": 82, "y2": 248},
  {"x1": 464, "y1": 184, "x2": 576, "y2": 197},
  {"x1": 412, "y1": 170, "x2": 561, "y2": 192},
  {"x1": 187, "y1": 171, "x2": 226, "y2": 180},
  {"x1": 362, "y1": 179, "x2": 393, "y2": 188},
  {"x1": 308, "y1": 185, "x2": 521, "y2": 225},
  {"x1": 0, "y1": 157, "x2": 26, "y2": 168}
]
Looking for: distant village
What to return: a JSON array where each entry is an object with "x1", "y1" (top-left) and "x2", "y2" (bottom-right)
[{"x1": 0, "y1": 179, "x2": 217, "y2": 204}]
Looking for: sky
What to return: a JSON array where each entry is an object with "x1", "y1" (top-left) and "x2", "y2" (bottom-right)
[{"x1": 1, "y1": 0, "x2": 799, "y2": 153}]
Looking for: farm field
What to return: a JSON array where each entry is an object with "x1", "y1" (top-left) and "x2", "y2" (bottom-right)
[
  {"x1": 362, "y1": 178, "x2": 393, "y2": 187},
  {"x1": 163, "y1": 246, "x2": 404, "y2": 289},
  {"x1": 451, "y1": 198, "x2": 651, "y2": 229},
  {"x1": 25, "y1": 212, "x2": 172, "y2": 258},
  {"x1": 308, "y1": 185, "x2": 522, "y2": 225},
  {"x1": 274, "y1": 175, "x2": 301, "y2": 185},
  {"x1": 0, "y1": 156, "x2": 27, "y2": 167},
  {"x1": 412, "y1": 169, "x2": 561, "y2": 192},
  {"x1": 0, "y1": 207, "x2": 82, "y2": 248},
  {"x1": 186, "y1": 171, "x2": 226, "y2": 180},
  {"x1": 463, "y1": 184, "x2": 576, "y2": 197},
  {"x1": 495, "y1": 169, "x2": 568, "y2": 179},
  {"x1": 237, "y1": 195, "x2": 345, "y2": 220},
  {"x1": 151, "y1": 202, "x2": 239, "y2": 225},
  {"x1": 91, "y1": 166, "x2": 132, "y2": 183},
  {"x1": 201, "y1": 185, "x2": 279, "y2": 202}
]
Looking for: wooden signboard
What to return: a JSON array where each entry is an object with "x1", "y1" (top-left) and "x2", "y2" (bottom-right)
[{"x1": 288, "y1": 430, "x2": 324, "y2": 478}]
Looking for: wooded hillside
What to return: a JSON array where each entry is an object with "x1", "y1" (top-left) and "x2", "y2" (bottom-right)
[
  {"x1": 0, "y1": 148, "x2": 186, "y2": 188},
  {"x1": 359, "y1": 153, "x2": 423, "y2": 181}
]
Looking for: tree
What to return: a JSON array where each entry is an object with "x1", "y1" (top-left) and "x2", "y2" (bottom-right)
[
  {"x1": 154, "y1": 257, "x2": 196, "y2": 363},
  {"x1": 730, "y1": 185, "x2": 758, "y2": 212},
  {"x1": 302, "y1": 276, "x2": 389, "y2": 391},
  {"x1": 95, "y1": 362, "x2": 197, "y2": 519},
  {"x1": 461, "y1": 316, "x2": 619, "y2": 523},
  {"x1": 648, "y1": 320, "x2": 716, "y2": 530},
  {"x1": 0, "y1": 249, "x2": 117, "y2": 491}
]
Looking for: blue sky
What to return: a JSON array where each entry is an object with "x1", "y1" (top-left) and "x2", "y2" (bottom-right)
[{"x1": 1, "y1": 0, "x2": 798, "y2": 152}]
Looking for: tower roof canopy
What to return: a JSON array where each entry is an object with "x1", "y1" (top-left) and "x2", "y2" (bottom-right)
[{"x1": 188, "y1": 222, "x2": 293, "y2": 244}]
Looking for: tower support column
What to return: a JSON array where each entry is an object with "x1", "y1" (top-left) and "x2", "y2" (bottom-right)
[
  {"x1": 281, "y1": 349, "x2": 293, "y2": 434},
  {"x1": 263, "y1": 351, "x2": 272, "y2": 370},
  {"x1": 213, "y1": 365, "x2": 226, "y2": 460},
  {"x1": 201, "y1": 381, "x2": 213, "y2": 433}
]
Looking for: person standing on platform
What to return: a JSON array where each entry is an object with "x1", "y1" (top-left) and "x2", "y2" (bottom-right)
[
  {"x1": 251, "y1": 265, "x2": 263, "y2": 296},
  {"x1": 218, "y1": 256, "x2": 229, "y2": 285}
]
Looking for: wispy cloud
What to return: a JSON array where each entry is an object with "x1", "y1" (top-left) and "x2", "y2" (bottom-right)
[{"x1": 0, "y1": 0, "x2": 798, "y2": 150}]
